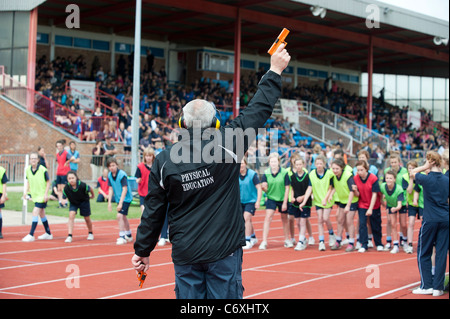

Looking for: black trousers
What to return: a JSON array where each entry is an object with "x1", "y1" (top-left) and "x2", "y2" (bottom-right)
[
  {"x1": 417, "y1": 220, "x2": 449, "y2": 290},
  {"x1": 174, "y1": 248, "x2": 244, "y2": 299},
  {"x1": 358, "y1": 207, "x2": 383, "y2": 249}
]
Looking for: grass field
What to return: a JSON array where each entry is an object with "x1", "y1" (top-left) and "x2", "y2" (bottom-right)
[{"x1": 5, "y1": 188, "x2": 143, "y2": 221}]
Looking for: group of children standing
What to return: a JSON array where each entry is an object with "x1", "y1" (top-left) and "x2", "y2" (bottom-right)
[
  {"x1": 239, "y1": 149, "x2": 449, "y2": 258},
  {"x1": 0, "y1": 142, "x2": 156, "y2": 247},
  {"x1": 1, "y1": 139, "x2": 447, "y2": 296}
]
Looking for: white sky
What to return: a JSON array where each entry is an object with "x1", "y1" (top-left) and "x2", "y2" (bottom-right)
[{"x1": 377, "y1": 0, "x2": 449, "y2": 21}]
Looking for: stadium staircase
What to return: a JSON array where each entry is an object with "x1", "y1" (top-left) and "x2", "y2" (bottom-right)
[
  {"x1": 0, "y1": 67, "x2": 118, "y2": 141},
  {"x1": 0, "y1": 67, "x2": 175, "y2": 141},
  {"x1": 270, "y1": 100, "x2": 392, "y2": 156}
]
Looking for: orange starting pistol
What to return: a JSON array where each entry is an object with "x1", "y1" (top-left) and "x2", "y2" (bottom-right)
[
  {"x1": 268, "y1": 28, "x2": 290, "y2": 55},
  {"x1": 137, "y1": 271, "x2": 147, "y2": 288}
]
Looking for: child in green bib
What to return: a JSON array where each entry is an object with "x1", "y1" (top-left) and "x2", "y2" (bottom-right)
[
  {"x1": 259, "y1": 153, "x2": 290, "y2": 250},
  {"x1": 383, "y1": 153, "x2": 408, "y2": 250},
  {"x1": 380, "y1": 170, "x2": 407, "y2": 254},
  {"x1": 22, "y1": 152, "x2": 53, "y2": 242},
  {"x1": 300, "y1": 155, "x2": 336, "y2": 251},
  {"x1": 324, "y1": 158, "x2": 358, "y2": 252},
  {"x1": 402, "y1": 160, "x2": 425, "y2": 254}
]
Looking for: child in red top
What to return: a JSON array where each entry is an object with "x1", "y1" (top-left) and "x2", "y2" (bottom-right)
[
  {"x1": 353, "y1": 160, "x2": 383, "y2": 253},
  {"x1": 56, "y1": 140, "x2": 70, "y2": 208},
  {"x1": 96, "y1": 168, "x2": 111, "y2": 202},
  {"x1": 135, "y1": 147, "x2": 155, "y2": 213}
]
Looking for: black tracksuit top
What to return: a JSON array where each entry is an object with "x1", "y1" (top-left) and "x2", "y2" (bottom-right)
[{"x1": 134, "y1": 70, "x2": 282, "y2": 265}]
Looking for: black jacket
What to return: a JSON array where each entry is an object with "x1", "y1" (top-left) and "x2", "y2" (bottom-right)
[{"x1": 134, "y1": 70, "x2": 282, "y2": 265}]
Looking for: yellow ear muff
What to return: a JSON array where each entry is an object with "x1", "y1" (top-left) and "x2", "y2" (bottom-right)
[
  {"x1": 214, "y1": 118, "x2": 221, "y2": 129},
  {"x1": 178, "y1": 116, "x2": 185, "y2": 129},
  {"x1": 178, "y1": 115, "x2": 219, "y2": 129}
]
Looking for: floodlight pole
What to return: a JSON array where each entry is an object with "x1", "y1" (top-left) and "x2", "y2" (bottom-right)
[
  {"x1": 233, "y1": 9, "x2": 241, "y2": 119},
  {"x1": 367, "y1": 36, "x2": 373, "y2": 131},
  {"x1": 131, "y1": 0, "x2": 142, "y2": 173}
]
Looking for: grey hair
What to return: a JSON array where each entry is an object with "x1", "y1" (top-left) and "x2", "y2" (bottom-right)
[{"x1": 182, "y1": 99, "x2": 216, "y2": 129}]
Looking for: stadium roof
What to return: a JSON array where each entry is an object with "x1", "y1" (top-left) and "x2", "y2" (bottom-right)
[
  {"x1": 0, "y1": 0, "x2": 46, "y2": 11},
  {"x1": 37, "y1": 0, "x2": 449, "y2": 78}
]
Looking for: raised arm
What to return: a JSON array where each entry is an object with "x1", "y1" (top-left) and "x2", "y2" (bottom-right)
[{"x1": 225, "y1": 44, "x2": 291, "y2": 132}]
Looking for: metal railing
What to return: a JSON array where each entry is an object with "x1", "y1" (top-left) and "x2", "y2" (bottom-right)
[
  {"x1": 296, "y1": 114, "x2": 354, "y2": 155},
  {"x1": 0, "y1": 154, "x2": 47, "y2": 183},
  {"x1": 0, "y1": 153, "x2": 134, "y2": 184},
  {"x1": 306, "y1": 102, "x2": 390, "y2": 152},
  {"x1": 0, "y1": 66, "x2": 29, "y2": 108},
  {"x1": 65, "y1": 81, "x2": 113, "y2": 115},
  {"x1": 271, "y1": 98, "x2": 390, "y2": 153},
  {"x1": 1, "y1": 66, "x2": 120, "y2": 141}
]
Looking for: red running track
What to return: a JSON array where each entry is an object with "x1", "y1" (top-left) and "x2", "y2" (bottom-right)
[{"x1": 0, "y1": 209, "x2": 447, "y2": 300}]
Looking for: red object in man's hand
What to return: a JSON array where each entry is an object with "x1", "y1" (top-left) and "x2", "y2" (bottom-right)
[{"x1": 137, "y1": 271, "x2": 147, "y2": 288}]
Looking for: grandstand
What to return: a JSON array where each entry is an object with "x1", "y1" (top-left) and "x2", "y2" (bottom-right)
[
  {"x1": 1, "y1": 0, "x2": 449, "y2": 303},
  {"x1": 0, "y1": 0, "x2": 449, "y2": 179}
]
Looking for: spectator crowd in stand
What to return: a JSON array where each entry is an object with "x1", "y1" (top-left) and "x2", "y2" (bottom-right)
[{"x1": 34, "y1": 54, "x2": 448, "y2": 162}]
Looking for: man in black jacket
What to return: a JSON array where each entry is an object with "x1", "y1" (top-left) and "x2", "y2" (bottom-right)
[{"x1": 132, "y1": 44, "x2": 290, "y2": 299}]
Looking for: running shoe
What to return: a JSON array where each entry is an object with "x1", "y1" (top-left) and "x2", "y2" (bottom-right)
[
  {"x1": 318, "y1": 241, "x2": 326, "y2": 251},
  {"x1": 242, "y1": 241, "x2": 253, "y2": 250},
  {"x1": 412, "y1": 288, "x2": 433, "y2": 295},
  {"x1": 331, "y1": 242, "x2": 341, "y2": 250},
  {"x1": 390, "y1": 245, "x2": 399, "y2": 254},
  {"x1": 404, "y1": 245, "x2": 413, "y2": 254},
  {"x1": 22, "y1": 234, "x2": 35, "y2": 242},
  {"x1": 116, "y1": 237, "x2": 127, "y2": 245},
  {"x1": 38, "y1": 233, "x2": 53, "y2": 240},
  {"x1": 294, "y1": 242, "x2": 307, "y2": 251},
  {"x1": 329, "y1": 234, "x2": 336, "y2": 247},
  {"x1": 284, "y1": 239, "x2": 294, "y2": 248},
  {"x1": 432, "y1": 290, "x2": 444, "y2": 297},
  {"x1": 258, "y1": 241, "x2": 267, "y2": 250},
  {"x1": 345, "y1": 244, "x2": 355, "y2": 252}
]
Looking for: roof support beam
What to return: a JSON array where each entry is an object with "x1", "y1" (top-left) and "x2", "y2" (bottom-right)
[
  {"x1": 115, "y1": 11, "x2": 203, "y2": 33},
  {"x1": 142, "y1": 0, "x2": 448, "y2": 62},
  {"x1": 53, "y1": 1, "x2": 133, "y2": 26}
]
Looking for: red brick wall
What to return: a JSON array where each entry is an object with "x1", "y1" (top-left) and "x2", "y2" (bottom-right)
[{"x1": 0, "y1": 98, "x2": 125, "y2": 181}]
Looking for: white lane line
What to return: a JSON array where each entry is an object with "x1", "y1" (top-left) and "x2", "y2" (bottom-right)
[
  {"x1": 244, "y1": 257, "x2": 416, "y2": 299},
  {"x1": 0, "y1": 261, "x2": 173, "y2": 291}
]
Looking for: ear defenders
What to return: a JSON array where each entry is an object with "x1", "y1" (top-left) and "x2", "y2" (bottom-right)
[{"x1": 178, "y1": 103, "x2": 221, "y2": 130}]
